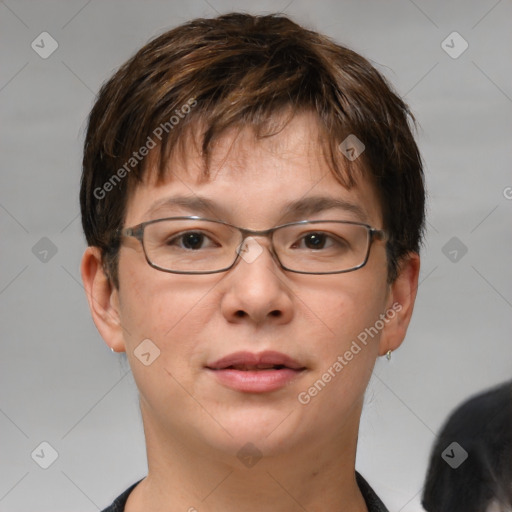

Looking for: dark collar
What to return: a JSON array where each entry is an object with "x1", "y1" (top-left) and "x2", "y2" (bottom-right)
[
  {"x1": 102, "y1": 471, "x2": 389, "y2": 512},
  {"x1": 356, "y1": 472, "x2": 389, "y2": 511}
]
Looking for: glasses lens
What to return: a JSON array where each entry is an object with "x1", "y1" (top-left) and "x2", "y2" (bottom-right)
[
  {"x1": 274, "y1": 221, "x2": 370, "y2": 273},
  {"x1": 143, "y1": 219, "x2": 241, "y2": 272}
]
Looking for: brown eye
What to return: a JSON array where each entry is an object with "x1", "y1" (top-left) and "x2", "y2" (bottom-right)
[
  {"x1": 180, "y1": 232, "x2": 205, "y2": 249},
  {"x1": 292, "y1": 232, "x2": 343, "y2": 250},
  {"x1": 303, "y1": 232, "x2": 328, "y2": 249},
  {"x1": 166, "y1": 231, "x2": 212, "y2": 250}
]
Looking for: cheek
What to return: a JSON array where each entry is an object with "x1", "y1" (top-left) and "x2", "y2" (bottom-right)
[
  {"x1": 294, "y1": 283, "x2": 386, "y2": 427},
  {"x1": 298, "y1": 271, "x2": 389, "y2": 347},
  {"x1": 116, "y1": 264, "x2": 214, "y2": 412},
  {"x1": 116, "y1": 250, "x2": 217, "y2": 369},
  {"x1": 317, "y1": 295, "x2": 383, "y2": 381}
]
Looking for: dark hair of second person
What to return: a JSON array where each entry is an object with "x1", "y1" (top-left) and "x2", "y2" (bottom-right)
[{"x1": 422, "y1": 380, "x2": 512, "y2": 512}]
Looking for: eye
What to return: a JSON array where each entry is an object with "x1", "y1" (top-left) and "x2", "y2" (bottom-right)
[
  {"x1": 294, "y1": 232, "x2": 341, "y2": 250},
  {"x1": 303, "y1": 232, "x2": 329, "y2": 249},
  {"x1": 167, "y1": 231, "x2": 217, "y2": 250}
]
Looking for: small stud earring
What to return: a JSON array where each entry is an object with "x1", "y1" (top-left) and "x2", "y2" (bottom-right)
[{"x1": 386, "y1": 350, "x2": 392, "y2": 361}]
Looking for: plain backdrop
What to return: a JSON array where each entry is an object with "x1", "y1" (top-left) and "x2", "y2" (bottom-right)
[{"x1": 1, "y1": 1, "x2": 511, "y2": 511}]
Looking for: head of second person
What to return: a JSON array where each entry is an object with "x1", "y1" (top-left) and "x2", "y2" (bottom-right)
[{"x1": 80, "y1": 12, "x2": 425, "y2": 473}]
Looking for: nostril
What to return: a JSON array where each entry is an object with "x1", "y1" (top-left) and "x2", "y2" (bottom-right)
[
  {"x1": 235, "y1": 310, "x2": 246, "y2": 318},
  {"x1": 270, "y1": 310, "x2": 281, "y2": 317}
]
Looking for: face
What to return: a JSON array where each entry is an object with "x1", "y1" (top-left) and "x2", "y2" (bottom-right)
[{"x1": 93, "y1": 112, "x2": 414, "y2": 463}]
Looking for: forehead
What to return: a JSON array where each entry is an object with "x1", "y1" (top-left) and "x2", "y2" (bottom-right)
[{"x1": 125, "y1": 112, "x2": 383, "y2": 227}]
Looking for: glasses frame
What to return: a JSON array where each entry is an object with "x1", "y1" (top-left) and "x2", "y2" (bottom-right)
[{"x1": 119, "y1": 216, "x2": 388, "y2": 275}]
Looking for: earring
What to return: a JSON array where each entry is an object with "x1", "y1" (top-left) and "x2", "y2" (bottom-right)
[
  {"x1": 386, "y1": 350, "x2": 392, "y2": 361},
  {"x1": 111, "y1": 347, "x2": 115, "y2": 353}
]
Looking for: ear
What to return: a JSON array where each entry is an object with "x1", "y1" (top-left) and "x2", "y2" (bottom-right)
[
  {"x1": 80, "y1": 247, "x2": 126, "y2": 353},
  {"x1": 378, "y1": 252, "x2": 420, "y2": 356}
]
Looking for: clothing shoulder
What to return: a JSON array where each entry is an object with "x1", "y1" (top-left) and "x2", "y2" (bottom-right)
[
  {"x1": 102, "y1": 474, "x2": 388, "y2": 512},
  {"x1": 356, "y1": 472, "x2": 390, "y2": 512},
  {"x1": 101, "y1": 480, "x2": 141, "y2": 512}
]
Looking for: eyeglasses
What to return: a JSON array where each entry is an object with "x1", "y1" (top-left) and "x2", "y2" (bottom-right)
[{"x1": 120, "y1": 216, "x2": 388, "y2": 275}]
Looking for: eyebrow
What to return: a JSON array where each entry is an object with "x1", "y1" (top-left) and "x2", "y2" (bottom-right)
[
  {"x1": 279, "y1": 196, "x2": 369, "y2": 223},
  {"x1": 144, "y1": 194, "x2": 369, "y2": 223}
]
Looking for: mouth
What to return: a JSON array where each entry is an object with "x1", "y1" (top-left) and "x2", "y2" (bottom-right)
[
  {"x1": 206, "y1": 350, "x2": 305, "y2": 371},
  {"x1": 216, "y1": 363, "x2": 293, "y2": 371},
  {"x1": 205, "y1": 351, "x2": 306, "y2": 393}
]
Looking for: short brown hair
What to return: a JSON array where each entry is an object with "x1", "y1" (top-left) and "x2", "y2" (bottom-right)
[{"x1": 80, "y1": 12, "x2": 425, "y2": 287}]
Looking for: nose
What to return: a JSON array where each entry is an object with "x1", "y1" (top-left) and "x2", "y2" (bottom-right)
[{"x1": 219, "y1": 236, "x2": 294, "y2": 326}]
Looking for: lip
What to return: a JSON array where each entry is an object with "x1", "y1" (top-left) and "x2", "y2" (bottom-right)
[{"x1": 205, "y1": 351, "x2": 307, "y2": 393}]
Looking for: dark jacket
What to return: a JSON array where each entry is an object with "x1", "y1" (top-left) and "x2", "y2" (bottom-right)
[{"x1": 101, "y1": 471, "x2": 389, "y2": 511}]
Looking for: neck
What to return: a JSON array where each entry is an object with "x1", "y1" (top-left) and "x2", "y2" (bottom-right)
[{"x1": 126, "y1": 399, "x2": 368, "y2": 512}]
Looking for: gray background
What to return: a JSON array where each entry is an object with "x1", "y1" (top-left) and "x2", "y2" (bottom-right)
[{"x1": 1, "y1": 0, "x2": 511, "y2": 510}]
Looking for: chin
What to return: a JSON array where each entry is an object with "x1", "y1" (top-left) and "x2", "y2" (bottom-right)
[{"x1": 198, "y1": 403, "x2": 306, "y2": 457}]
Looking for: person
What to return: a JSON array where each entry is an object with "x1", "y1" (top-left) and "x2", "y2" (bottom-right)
[
  {"x1": 79, "y1": 12, "x2": 425, "y2": 512},
  {"x1": 422, "y1": 380, "x2": 512, "y2": 512}
]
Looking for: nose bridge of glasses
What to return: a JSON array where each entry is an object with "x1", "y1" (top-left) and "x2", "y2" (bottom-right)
[
  {"x1": 237, "y1": 224, "x2": 274, "y2": 237},
  {"x1": 235, "y1": 226, "x2": 283, "y2": 267}
]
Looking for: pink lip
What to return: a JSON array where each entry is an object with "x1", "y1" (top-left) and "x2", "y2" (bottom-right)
[{"x1": 206, "y1": 351, "x2": 306, "y2": 393}]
